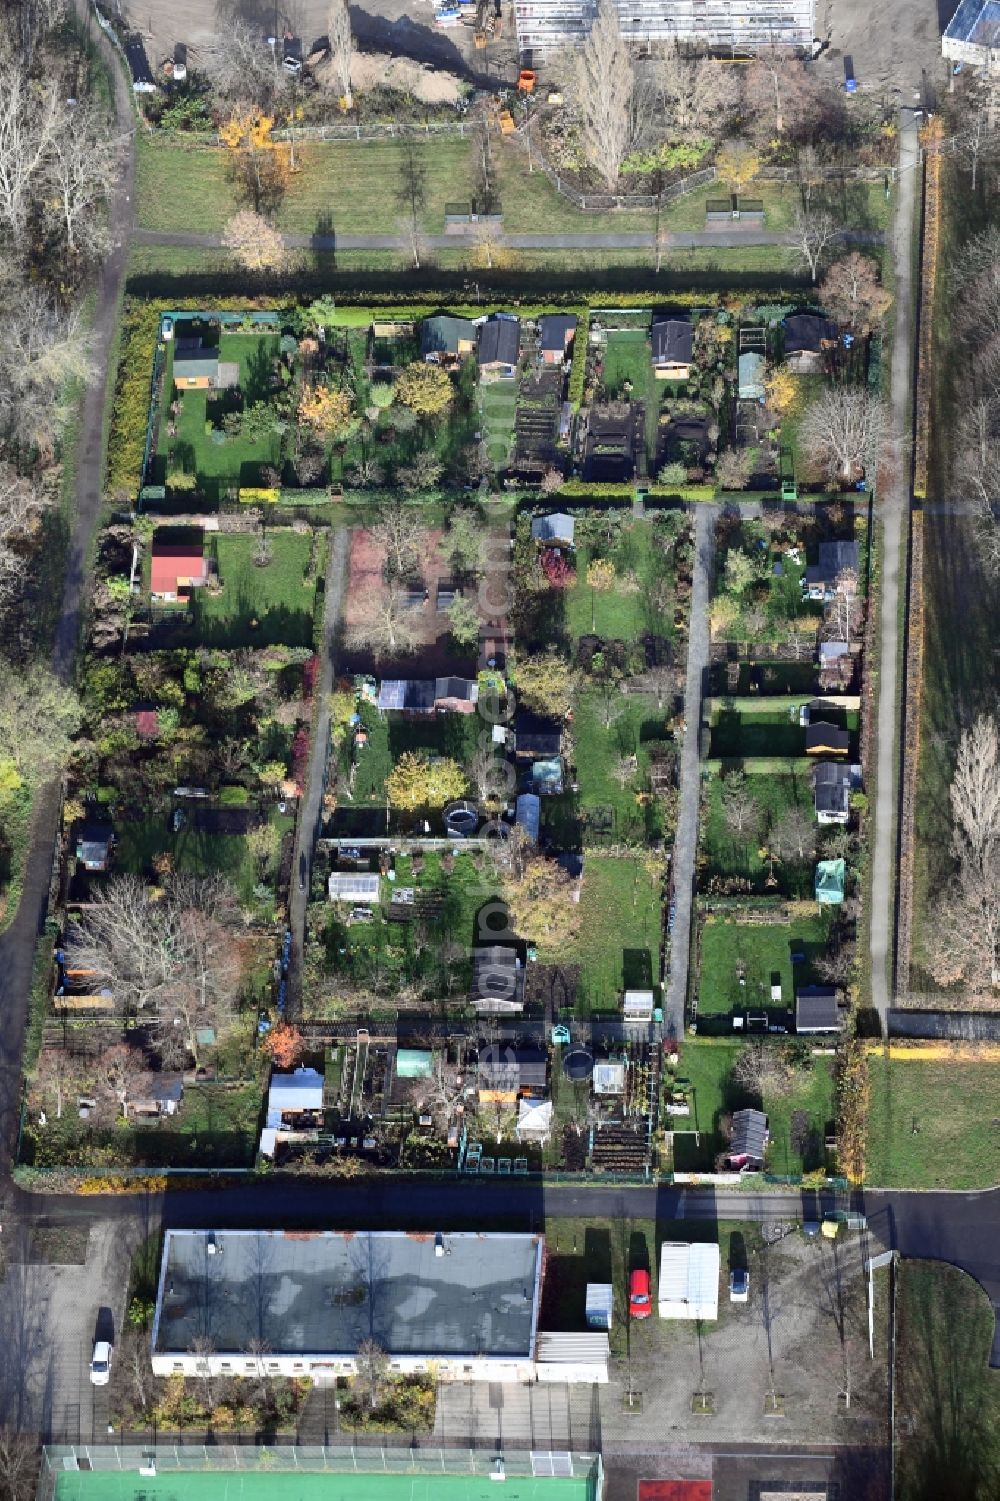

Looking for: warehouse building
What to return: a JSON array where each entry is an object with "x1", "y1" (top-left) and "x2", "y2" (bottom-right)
[
  {"x1": 515, "y1": 0, "x2": 815, "y2": 58},
  {"x1": 152, "y1": 1230, "x2": 561, "y2": 1383}
]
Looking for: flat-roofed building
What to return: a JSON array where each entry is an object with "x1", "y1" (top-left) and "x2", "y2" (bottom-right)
[{"x1": 152, "y1": 1229, "x2": 545, "y2": 1382}]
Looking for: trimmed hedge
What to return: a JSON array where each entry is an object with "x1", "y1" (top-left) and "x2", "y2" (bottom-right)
[
  {"x1": 106, "y1": 301, "x2": 161, "y2": 499},
  {"x1": 557, "y1": 481, "x2": 634, "y2": 501},
  {"x1": 279, "y1": 487, "x2": 331, "y2": 506}
]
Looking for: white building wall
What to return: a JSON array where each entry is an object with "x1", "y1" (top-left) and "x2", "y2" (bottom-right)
[{"x1": 151, "y1": 1351, "x2": 540, "y2": 1383}]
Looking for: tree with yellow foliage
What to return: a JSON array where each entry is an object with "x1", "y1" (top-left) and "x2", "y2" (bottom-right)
[
  {"x1": 716, "y1": 139, "x2": 760, "y2": 194},
  {"x1": 764, "y1": 367, "x2": 798, "y2": 415},
  {"x1": 386, "y1": 752, "x2": 468, "y2": 810},
  {"x1": 298, "y1": 384, "x2": 354, "y2": 439},
  {"x1": 395, "y1": 362, "x2": 453, "y2": 418},
  {"x1": 219, "y1": 111, "x2": 290, "y2": 215}
]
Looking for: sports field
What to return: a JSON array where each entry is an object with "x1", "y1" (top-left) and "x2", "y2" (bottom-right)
[{"x1": 55, "y1": 1470, "x2": 595, "y2": 1501}]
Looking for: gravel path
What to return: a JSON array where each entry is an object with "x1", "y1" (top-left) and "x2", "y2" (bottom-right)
[
  {"x1": 662, "y1": 504, "x2": 717, "y2": 1042},
  {"x1": 869, "y1": 110, "x2": 920, "y2": 1027}
]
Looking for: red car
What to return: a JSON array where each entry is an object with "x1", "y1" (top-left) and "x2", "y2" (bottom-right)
[{"x1": 629, "y1": 1268, "x2": 652, "y2": 1319}]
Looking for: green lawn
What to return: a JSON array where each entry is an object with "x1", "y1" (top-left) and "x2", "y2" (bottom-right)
[
  {"x1": 136, "y1": 135, "x2": 475, "y2": 236},
  {"x1": 116, "y1": 811, "x2": 293, "y2": 915},
  {"x1": 866, "y1": 1056, "x2": 1000, "y2": 1189},
  {"x1": 550, "y1": 855, "x2": 662, "y2": 1013},
  {"x1": 561, "y1": 689, "x2": 669, "y2": 843},
  {"x1": 496, "y1": 150, "x2": 655, "y2": 235},
  {"x1": 345, "y1": 706, "x2": 481, "y2": 806},
  {"x1": 671, "y1": 1036, "x2": 834, "y2": 1176},
  {"x1": 896, "y1": 1260, "x2": 1000, "y2": 1501},
  {"x1": 602, "y1": 327, "x2": 652, "y2": 397},
  {"x1": 696, "y1": 908, "x2": 832, "y2": 1018},
  {"x1": 160, "y1": 332, "x2": 283, "y2": 494},
  {"x1": 701, "y1": 768, "x2": 817, "y2": 895},
  {"x1": 478, "y1": 378, "x2": 518, "y2": 467},
  {"x1": 191, "y1": 532, "x2": 318, "y2": 648},
  {"x1": 563, "y1": 517, "x2": 675, "y2": 642}
]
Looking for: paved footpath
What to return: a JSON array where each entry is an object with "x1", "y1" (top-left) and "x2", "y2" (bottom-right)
[
  {"x1": 663, "y1": 504, "x2": 717, "y2": 1042},
  {"x1": 869, "y1": 109, "x2": 921, "y2": 1027}
]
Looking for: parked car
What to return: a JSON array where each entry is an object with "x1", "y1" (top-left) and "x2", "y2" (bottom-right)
[
  {"x1": 729, "y1": 1267, "x2": 749, "y2": 1303},
  {"x1": 89, "y1": 1340, "x2": 112, "y2": 1386},
  {"x1": 629, "y1": 1268, "x2": 652, "y2": 1319}
]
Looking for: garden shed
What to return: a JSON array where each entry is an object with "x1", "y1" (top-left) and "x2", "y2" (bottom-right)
[
  {"x1": 738, "y1": 351, "x2": 766, "y2": 401},
  {"x1": 815, "y1": 858, "x2": 846, "y2": 904},
  {"x1": 396, "y1": 1048, "x2": 435, "y2": 1079},
  {"x1": 727, "y1": 1107, "x2": 769, "y2": 1169},
  {"x1": 531, "y1": 513, "x2": 575, "y2": 546},
  {"x1": 795, "y1": 985, "x2": 843, "y2": 1034},
  {"x1": 328, "y1": 872, "x2": 381, "y2": 903}
]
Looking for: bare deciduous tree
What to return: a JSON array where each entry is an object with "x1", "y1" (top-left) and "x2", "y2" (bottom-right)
[
  {"x1": 798, "y1": 386, "x2": 890, "y2": 483},
  {"x1": 955, "y1": 398, "x2": 1000, "y2": 576},
  {"x1": 820, "y1": 253, "x2": 892, "y2": 334},
  {"x1": 0, "y1": 290, "x2": 95, "y2": 457},
  {"x1": 45, "y1": 102, "x2": 122, "y2": 259},
  {"x1": 396, "y1": 138, "x2": 427, "y2": 270},
  {"x1": 369, "y1": 497, "x2": 422, "y2": 578},
  {"x1": 355, "y1": 1338, "x2": 390, "y2": 1409},
  {"x1": 721, "y1": 770, "x2": 761, "y2": 838},
  {"x1": 950, "y1": 715, "x2": 1000, "y2": 874},
  {"x1": 792, "y1": 208, "x2": 840, "y2": 284},
  {"x1": 0, "y1": 67, "x2": 64, "y2": 237},
  {"x1": 99, "y1": 1044, "x2": 146, "y2": 1120},
  {"x1": 732, "y1": 1040, "x2": 800, "y2": 1099},
  {"x1": 0, "y1": 1426, "x2": 38, "y2": 1501},
  {"x1": 205, "y1": 22, "x2": 286, "y2": 109},
  {"x1": 653, "y1": 45, "x2": 739, "y2": 137},
  {"x1": 769, "y1": 804, "x2": 817, "y2": 864},
  {"x1": 823, "y1": 567, "x2": 861, "y2": 642},
  {"x1": 326, "y1": 0, "x2": 355, "y2": 107},
  {"x1": 575, "y1": 0, "x2": 638, "y2": 190},
  {"x1": 222, "y1": 209, "x2": 286, "y2": 272},
  {"x1": 347, "y1": 578, "x2": 422, "y2": 659}
]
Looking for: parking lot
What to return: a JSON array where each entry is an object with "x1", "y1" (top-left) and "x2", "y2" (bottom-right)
[
  {"x1": 611, "y1": 1228, "x2": 887, "y2": 1447},
  {"x1": 0, "y1": 1219, "x2": 136, "y2": 1442}
]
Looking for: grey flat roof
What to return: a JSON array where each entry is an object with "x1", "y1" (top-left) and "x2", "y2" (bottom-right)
[{"x1": 154, "y1": 1230, "x2": 543, "y2": 1359}]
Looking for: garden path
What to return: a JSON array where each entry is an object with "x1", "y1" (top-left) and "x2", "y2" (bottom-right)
[
  {"x1": 288, "y1": 528, "x2": 350, "y2": 1019},
  {"x1": 870, "y1": 109, "x2": 920, "y2": 1026},
  {"x1": 662, "y1": 503, "x2": 717, "y2": 1042}
]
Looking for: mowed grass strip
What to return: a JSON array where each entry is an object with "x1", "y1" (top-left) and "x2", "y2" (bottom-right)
[
  {"x1": 697, "y1": 909, "x2": 831, "y2": 1017},
  {"x1": 866, "y1": 1056, "x2": 1000, "y2": 1189},
  {"x1": 550, "y1": 854, "x2": 662, "y2": 1012},
  {"x1": 136, "y1": 135, "x2": 475, "y2": 236}
]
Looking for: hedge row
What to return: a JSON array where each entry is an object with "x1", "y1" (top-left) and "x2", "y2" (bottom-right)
[{"x1": 106, "y1": 301, "x2": 161, "y2": 498}]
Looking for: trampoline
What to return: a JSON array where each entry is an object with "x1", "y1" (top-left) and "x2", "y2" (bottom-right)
[
  {"x1": 443, "y1": 800, "x2": 480, "y2": 838},
  {"x1": 563, "y1": 1048, "x2": 594, "y2": 1083}
]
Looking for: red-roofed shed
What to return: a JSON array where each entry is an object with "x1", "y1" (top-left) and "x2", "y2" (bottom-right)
[
  {"x1": 135, "y1": 710, "x2": 159, "y2": 739},
  {"x1": 150, "y1": 543, "x2": 209, "y2": 601}
]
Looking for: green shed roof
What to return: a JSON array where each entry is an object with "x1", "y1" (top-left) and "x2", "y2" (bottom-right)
[
  {"x1": 815, "y1": 858, "x2": 846, "y2": 904},
  {"x1": 396, "y1": 1047, "x2": 434, "y2": 1078}
]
